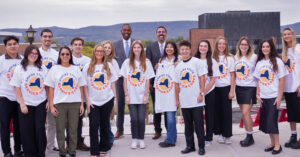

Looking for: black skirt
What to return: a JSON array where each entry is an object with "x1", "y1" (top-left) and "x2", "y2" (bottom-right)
[
  {"x1": 259, "y1": 98, "x2": 279, "y2": 134},
  {"x1": 285, "y1": 92, "x2": 300, "y2": 123},
  {"x1": 235, "y1": 86, "x2": 257, "y2": 105}
]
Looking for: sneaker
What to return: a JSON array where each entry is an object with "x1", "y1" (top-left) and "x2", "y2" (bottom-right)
[
  {"x1": 225, "y1": 137, "x2": 232, "y2": 144},
  {"x1": 131, "y1": 139, "x2": 138, "y2": 149},
  {"x1": 217, "y1": 135, "x2": 225, "y2": 144},
  {"x1": 139, "y1": 139, "x2": 146, "y2": 149},
  {"x1": 205, "y1": 140, "x2": 212, "y2": 146}
]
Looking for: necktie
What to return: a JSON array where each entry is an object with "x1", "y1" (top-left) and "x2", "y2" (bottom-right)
[
  {"x1": 160, "y1": 44, "x2": 164, "y2": 56},
  {"x1": 125, "y1": 41, "x2": 130, "y2": 58}
]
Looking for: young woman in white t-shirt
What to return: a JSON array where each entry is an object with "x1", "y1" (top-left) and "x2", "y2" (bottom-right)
[
  {"x1": 234, "y1": 37, "x2": 257, "y2": 147},
  {"x1": 46, "y1": 46, "x2": 86, "y2": 157},
  {"x1": 195, "y1": 40, "x2": 220, "y2": 146},
  {"x1": 254, "y1": 39, "x2": 287, "y2": 155},
  {"x1": 281, "y1": 28, "x2": 300, "y2": 149},
  {"x1": 155, "y1": 41, "x2": 179, "y2": 148},
  {"x1": 83, "y1": 44, "x2": 118, "y2": 157},
  {"x1": 213, "y1": 36, "x2": 235, "y2": 144},
  {"x1": 10, "y1": 45, "x2": 48, "y2": 157},
  {"x1": 120, "y1": 40, "x2": 155, "y2": 149}
]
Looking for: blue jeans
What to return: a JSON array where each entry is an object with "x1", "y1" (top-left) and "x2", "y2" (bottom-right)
[{"x1": 165, "y1": 111, "x2": 177, "y2": 144}]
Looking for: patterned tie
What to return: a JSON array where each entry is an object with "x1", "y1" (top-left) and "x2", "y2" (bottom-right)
[
  {"x1": 160, "y1": 44, "x2": 164, "y2": 56},
  {"x1": 125, "y1": 41, "x2": 130, "y2": 58}
]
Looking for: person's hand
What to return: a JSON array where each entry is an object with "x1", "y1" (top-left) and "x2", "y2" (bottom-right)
[
  {"x1": 297, "y1": 86, "x2": 300, "y2": 97},
  {"x1": 80, "y1": 104, "x2": 84, "y2": 116},
  {"x1": 274, "y1": 97, "x2": 282, "y2": 109},
  {"x1": 143, "y1": 95, "x2": 148, "y2": 104},
  {"x1": 20, "y1": 104, "x2": 28, "y2": 114},
  {"x1": 125, "y1": 96, "x2": 130, "y2": 104},
  {"x1": 197, "y1": 95, "x2": 203, "y2": 103},
  {"x1": 256, "y1": 94, "x2": 263, "y2": 105},
  {"x1": 176, "y1": 101, "x2": 180, "y2": 108},
  {"x1": 228, "y1": 90, "x2": 234, "y2": 99},
  {"x1": 51, "y1": 106, "x2": 59, "y2": 117},
  {"x1": 46, "y1": 101, "x2": 50, "y2": 112},
  {"x1": 86, "y1": 100, "x2": 94, "y2": 114},
  {"x1": 155, "y1": 63, "x2": 159, "y2": 70}
]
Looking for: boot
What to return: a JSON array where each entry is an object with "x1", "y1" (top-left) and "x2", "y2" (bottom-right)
[
  {"x1": 291, "y1": 138, "x2": 300, "y2": 149},
  {"x1": 285, "y1": 134, "x2": 297, "y2": 148},
  {"x1": 240, "y1": 134, "x2": 254, "y2": 147},
  {"x1": 77, "y1": 137, "x2": 90, "y2": 151}
]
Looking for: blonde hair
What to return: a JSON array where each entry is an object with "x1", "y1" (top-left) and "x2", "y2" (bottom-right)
[
  {"x1": 129, "y1": 40, "x2": 147, "y2": 72},
  {"x1": 87, "y1": 44, "x2": 111, "y2": 79},
  {"x1": 282, "y1": 28, "x2": 297, "y2": 59},
  {"x1": 235, "y1": 37, "x2": 254, "y2": 61},
  {"x1": 102, "y1": 40, "x2": 116, "y2": 63},
  {"x1": 213, "y1": 36, "x2": 232, "y2": 62}
]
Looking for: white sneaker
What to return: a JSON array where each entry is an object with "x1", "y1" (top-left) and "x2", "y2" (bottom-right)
[
  {"x1": 217, "y1": 135, "x2": 225, "y2": 144},
  {"x1": 139, "y1": 139, "x2": 146, "y2": 149},
  {"x1": 225, "y1": 137, "x2": 232, "y2": 144},
  {"x1": 131, "y1": 139, "x2": 138, "y2": 149},
  {"x1": 205, "y1": 140, "x2": 212, "y2": 146}
]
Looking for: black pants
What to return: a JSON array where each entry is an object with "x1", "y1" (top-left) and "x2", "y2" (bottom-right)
[
  {"x1": 204, "y1": 89, "x2": 215, "y2": 141},
  {"x1": 116, "y1": 78, "x2": 125, "y2": 132},
  {"x1": 214, "y1": 86, "x2": 233, "y2": 138},
  {"x1": 89, "y1": 98, "x2": 114, "y2": 155},
  {"x1": 181, "y1": 106, "x2": 205, "y2": 149},
  {"x1": 128, "y1": 104, "x2": 146, "y2": 139},
  {"x1": 18, "y1": 101, "x2": 47, "y2": 157},
  {"x1": 150, "y1": 88, "x2": 167, "y2": 133},
  {"x1": 0, "y1": 97, "x2": 22, "y2": 155}
]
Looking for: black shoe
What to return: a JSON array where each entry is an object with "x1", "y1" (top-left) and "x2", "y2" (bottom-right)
[
  {"x1": 69, "y1": 154, "x2": 76, "y2": 157},
  {"x1": 285, "y1": 134, "x2": 297, "y2": 148},
  {"x1": 181, "y1": 147, "x2": 195, "y2": 154},
  {"x1": 291, "y1": 139, "x2": 300, "y2": 149},
  {"x1": 240, "y1": 134, "x2": 254, "y2": 147},
  {"x1": 4, "y1": 152, "x2": 13, "y2": 157},
  {"x1": 59, "y1": 155, "x2": 66, "y2": 157},
  {"x1": 272, "y1": 146, "x2": 282, "y2": 155},
  {"x1": 264, "y1": 146, "x2": 274, "y2": 152},
  {"x1": 159, "y1": 141, "x2": 176, "y2": 147},
  {"x1": 14, "y1": 151, "x2": 24, "y2": 157},
  {"x1": 198, "y1": 148, "x2": 205, "y2": 155}
]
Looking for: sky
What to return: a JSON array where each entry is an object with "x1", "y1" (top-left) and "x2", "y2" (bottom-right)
[{"x1": 0, "y1": 0, "x2": 299, "y2": 29}]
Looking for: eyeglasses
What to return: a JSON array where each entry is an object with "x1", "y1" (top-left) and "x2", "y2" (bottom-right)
[
  {"x1": 29, "y1": 53, "x2": 39, "y2": 56},
  {"x1": 60, "y1": 53, "x2": 70, "y2": 56},
  {"x1": 157, "y1": 31, "x2": 166, "y2": 34},
  {"x1": 42, "y1": 35, "x2": 53, "y2": 38}
]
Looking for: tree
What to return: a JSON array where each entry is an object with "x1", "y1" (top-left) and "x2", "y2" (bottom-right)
[
  {"x1": 142, "y1": 40, "x2": 153, "y2": 48},
  {"x1": 84, "y1": 41, "x2": 98, "y2": 48}
]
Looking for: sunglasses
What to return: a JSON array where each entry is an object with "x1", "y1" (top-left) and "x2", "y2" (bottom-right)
[
  {"x1": 60, "y1": 53, "x2": 70, "y2": 56},
  {"x1": 42, "y1": 35, "x2": 53, "y2": 38},
  {"x1": 157, "y1": 31, "x2": 166, "y2": 34}
]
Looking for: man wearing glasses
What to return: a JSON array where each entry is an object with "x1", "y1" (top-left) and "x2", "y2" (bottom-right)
[{"x1": 146, "y1": 26, "x2": 168, "y2": 140}]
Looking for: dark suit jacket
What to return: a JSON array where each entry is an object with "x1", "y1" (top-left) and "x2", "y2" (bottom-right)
[
  {"x1": 146, "y1": 41, "x2": 162, "y2": 71},
  {"x1": 113, "y1": 38, "x2": 135, "y2": 68}
]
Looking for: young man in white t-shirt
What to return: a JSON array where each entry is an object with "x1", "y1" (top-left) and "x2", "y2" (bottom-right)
[
  {"x1": 39, "y1": 29, "x2": 60, "y2": 152},
  {"x1": 0, "y1": 36, "x2": 23, "y2": 157},
  {"x1": 175, "y1": 40, "x2": 207, "y2": 156}
]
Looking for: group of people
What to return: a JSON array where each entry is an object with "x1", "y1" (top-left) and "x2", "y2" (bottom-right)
[{"x1": 0, "y1": 23, "x2": 299, "y2": 157}]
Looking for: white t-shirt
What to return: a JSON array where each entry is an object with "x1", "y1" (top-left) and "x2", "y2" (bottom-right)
[
  {"x1": 253, "y1": 58, "x2": 288, "y2": 99},
  {"x1": 154, "y1": 62, "x2": 177, "y2": 113},
  {"x1": 110, "y1": 59, "x2": 120, "y2": 78},
  {"x1": 215, "y1": 55, "x2": 235, "y2": 87},
  {"x1": 9, "y1": 65, "x2": 47, "y2": 106},
  {"x1": 175, "y1": 57, "x2": 208, "y2": 108},
  {"x1": 120, "y1": 59, "x2": 155, "y2": 104},
  {"x1": 39, "y1": 47, "x2": 59, "y2": 70},
  {"x1": 284, "y1": 44, "x2": 300, "y2": 92},
  {"x1": 202, "y1": 58, "x2": 220, "y2": 94},
  {"x1": 72, "y1": 54, "x2": 91, "y2": 72},
  {"x1": 45, "y1": 65, "x2": 86, "y2": 104},
  {"x1": 83, "y1": 63, "x2": 118, "y2": 106},
  {"x1": 234, "y1": 54, "x2": 257, "y2": 87},
  {"x1": 0, "y1": 55, "x2": 22, "y2": 101}
]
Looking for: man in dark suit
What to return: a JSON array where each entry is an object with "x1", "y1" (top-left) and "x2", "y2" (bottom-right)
[
  {"x1": 146, "y1": 26, "x2": 168, "y2": 140},
  {"x1": 114, "y1": 24, "x2": 134, "y2": 139}
]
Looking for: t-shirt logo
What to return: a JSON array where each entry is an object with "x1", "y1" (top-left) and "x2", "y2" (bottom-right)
[
  {"x1": 7, "y1": 64, "x2": 17, "y2": 82},
  {"x1": 43, "y1": 57, "x2": 56, "y2": 70},
  {"x1": 284, "y1": 56, "x2": 295, "y2": 73},
  {"x1": 217, "y1": 62, "x2": 228, "y2": 79},
  {"x1": 75, "y1": 64, "x2": 84, "y2": 72},
  {"x1": 259, "y1": 66, "x2": 275, "y2": 86},
  {"x1": 91, "y1": 71, "x2": 110, "y2": 90},
  {"x1": 24, "y1": 73, "x2": 45, "y2": 95},
  {"x1": 128, "y1": 69, "x2": 145, "y2": 87},
  {"x1": 155, "y1": 74, "x2": 174, "y2": 93},
  {"x1": 58, "y1": 73, "x2": 79, "y2": 95},
  {"x1": 180, "y1": 68, "x2": 195, "y2": 88},
  {"x1": 235, "y1": 61, "x2": 250, "y2": 80}
]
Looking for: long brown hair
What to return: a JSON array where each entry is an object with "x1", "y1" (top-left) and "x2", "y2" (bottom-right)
[
  {"x1": 21, "y1": 45, "x2": 42, "y2": 71},
  {"x1": 102, "y1": 40, "x2": 116, "y2": 63},
  {"x1": 213, "y1": 36, "x2": 232, "y2": 62},
  {"x1": 235, "y1": 37, "x2": 254, "y2": 61},
  {"x1": 129, "y1": 40, "x2": 147, "y2": 72},
  {"x1": 282, "y1": 28, "x2": 297, "y2": 59},
  {"x1": 256, "y1": 39, "x2": 279, "y2": 73},
  {"x1": 87, "y1": 44, "x2": 111, "y2": 78},
  {"x1": 195, "y1": 40, "x2": 213, "y2": 76}
]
